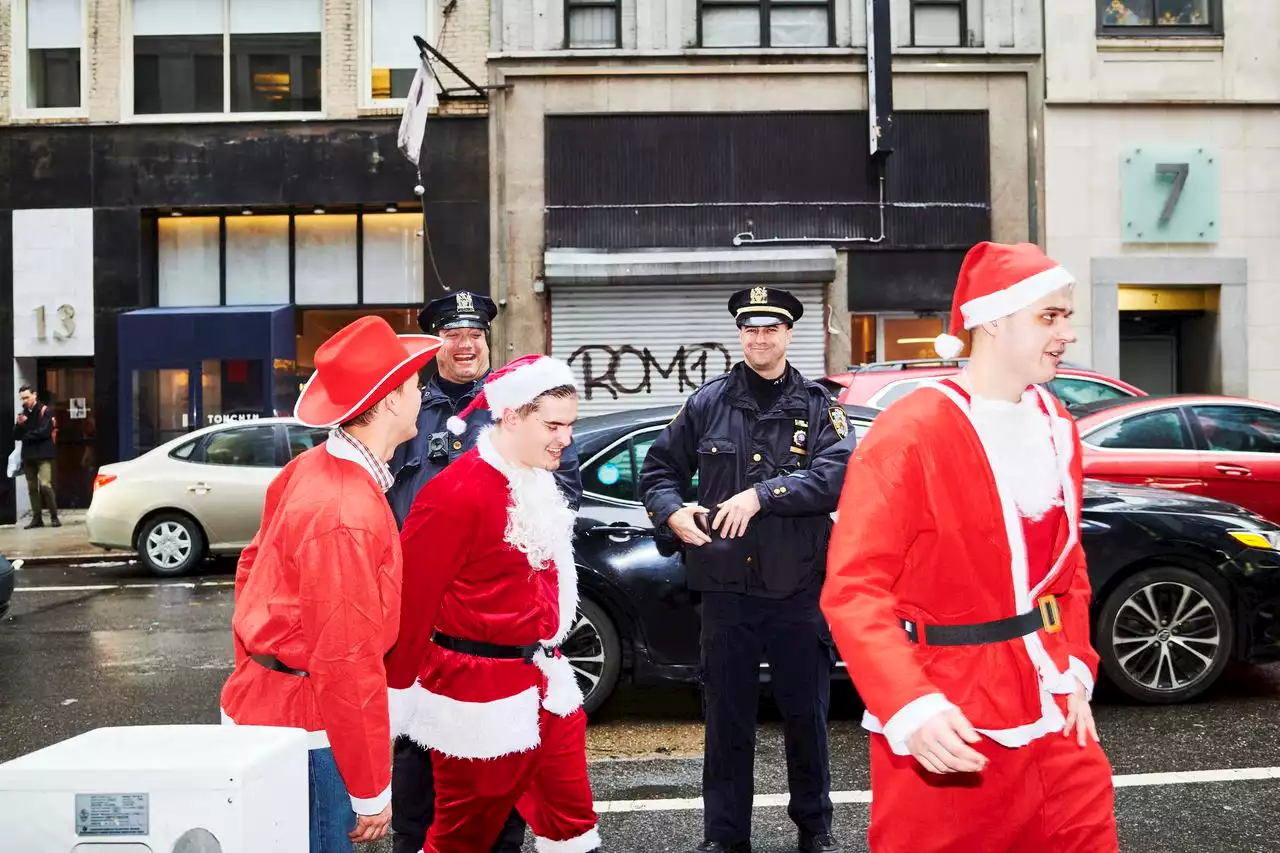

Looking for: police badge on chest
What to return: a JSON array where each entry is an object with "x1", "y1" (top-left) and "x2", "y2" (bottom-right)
[{"x1": 790, "y1": 418, "x2": 809, "y2": 456}]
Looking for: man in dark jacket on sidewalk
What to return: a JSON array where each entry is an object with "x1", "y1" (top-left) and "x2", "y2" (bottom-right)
[{"x1": 14, "y1": 385, "x2": 59, "y2": 529}]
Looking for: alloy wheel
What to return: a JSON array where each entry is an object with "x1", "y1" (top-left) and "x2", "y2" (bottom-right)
[
  {"x1": 561, "y1": 610, "x2": 607, "y2": 704},
  {"x1": 1110, "y1": 581, "x2": 1222, "y2": 693}
]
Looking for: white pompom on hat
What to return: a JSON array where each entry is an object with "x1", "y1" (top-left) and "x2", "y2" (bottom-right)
[
  {"x1": 447, "y1": 354, "x2": 578, "y2": 435},
  {"x1": 934, "y1": 241, "x2": 1076, "y2": 359}
]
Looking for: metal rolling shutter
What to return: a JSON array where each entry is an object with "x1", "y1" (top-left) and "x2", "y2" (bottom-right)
[{"x1": 551, "y1": 283, "x2": 826, "y2": 416}]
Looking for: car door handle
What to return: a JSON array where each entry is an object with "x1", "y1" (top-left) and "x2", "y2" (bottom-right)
[
  {"x1": 1215, "y1": 464, "x2": 1252, "y2": 477},
  {"x1": 187, "y1": 483, "x2": 211, "y2": 493},
  {"x1": 588, "y1": 524, "x2": 649, "y2": 542}
]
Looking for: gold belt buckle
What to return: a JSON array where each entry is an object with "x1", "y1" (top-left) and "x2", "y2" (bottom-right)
[{"x1": 1038, "y1": 594, "x2": 1062, "y2": 634}]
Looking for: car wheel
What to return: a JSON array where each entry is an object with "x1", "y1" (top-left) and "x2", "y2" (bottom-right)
[
  {"x1": 137, "y1": 513, "x2": 206, "y2": 578},
  {"x1": 562, "y1": 596, "x2": 622, "y2": 715},
  {"x1": 1097, "y1": 566, "x2": 1233, "y2": 704}
]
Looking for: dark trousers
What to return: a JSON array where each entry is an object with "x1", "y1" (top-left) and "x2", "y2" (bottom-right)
[
  {"x1": 391, "y1": 736, "x2": 526, "y2": 853},
  {"x1": 22, "y1": 459, "x2": 57, "y2": 522},
  {"x1": 700, "y1": 588, "x2": 835, "y2": 845}
]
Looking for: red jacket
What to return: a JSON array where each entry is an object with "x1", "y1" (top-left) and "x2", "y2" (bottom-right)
[
  {"x1": 821, "y1": 382, "x2": 1098, "y2": 755},
  {"x1": 220, "y1": 437, "x2": 402, "y2": 814},
  {"x1": 385, "y1": 430, "x2": 582, "y2": 759}
]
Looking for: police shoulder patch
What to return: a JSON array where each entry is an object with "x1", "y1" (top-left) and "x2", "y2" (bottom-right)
[{"x1": 828, "y1": 406, "x2": 849, "y2": 439}]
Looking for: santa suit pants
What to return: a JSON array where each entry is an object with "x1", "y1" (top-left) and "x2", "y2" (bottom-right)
[
  {"x1": 868, "y1": 725, "x2": 1118, "y2": 853},
  {"x1": 424, "y1": 706, "x2": 599, "y2": 853}
]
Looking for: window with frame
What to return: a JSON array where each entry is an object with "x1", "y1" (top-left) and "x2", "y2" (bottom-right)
[
  {"x1": 1046, "y1": 377, "x2": 1134, "y2": 408},
  {"x1": 565, "y1": 0, "x2": 621, "y2": 49},
  {"x1": 910, "y1": 0, "x2": 971, "y2": 47},
  {"x1": 132, "y1": 0, "x2": 322, "y2": 116},
  {"x1": 21, "y1": 0, "x2": 85, "y2": 111},
  {"x1": 1192, "y1": 406, "x2": 1280, "y2": 454},
  {"x1": 195, "y1": 425, "x2": 280, "y2": 467},
  {"x1": 699, "y1": 0, "x2": 833, "y2": 48},
  {"x1": 1097, "y1": 1, "x2": 1221, "y2": 36},
  {"x1": 366, "y1": 0, "x2": 431, "y2": 102},
  {"x1": 1083, "y1": 409, "x2": 1192, "y2": 451},
  {"x1": 286, "y1": 425, "x2": 332, "y2": 459}
]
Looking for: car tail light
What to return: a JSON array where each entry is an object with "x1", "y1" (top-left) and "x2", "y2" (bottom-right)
[{"x1": 93, "y1": 474, "x2": 117, "y2": 493}]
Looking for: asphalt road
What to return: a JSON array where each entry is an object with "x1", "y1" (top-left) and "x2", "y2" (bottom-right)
[{"x1": 3, "y1": 560, "x2": 1280, "y2": 852}]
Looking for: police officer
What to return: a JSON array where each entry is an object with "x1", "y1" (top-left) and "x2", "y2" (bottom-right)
[
  {"x1": 386, "y1": 290, "x2": 584, "y2": 853},
  {"x1": 639, "y1": 287, "x2": 852, "y2": 853}
]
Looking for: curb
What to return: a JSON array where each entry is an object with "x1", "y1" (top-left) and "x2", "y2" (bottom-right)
[{"x1": 14, "y1": 552, "x2": 137, "y2": 567}]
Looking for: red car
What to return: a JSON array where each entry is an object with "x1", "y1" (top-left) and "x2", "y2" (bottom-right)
[
  {"x1": 824, "y1": 359, "x2": 1146, "y2": 410},
  {"x1": 1074, "y1": 395, "x2": 1280, "y2": 524}
]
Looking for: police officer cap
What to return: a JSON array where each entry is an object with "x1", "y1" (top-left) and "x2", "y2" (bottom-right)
[
  {"x1": 728, "y1": 286, "x2": 804, "y2": 328},
  {"x1": 418, "y1": 290, "x2": 498, "y2": 334}
]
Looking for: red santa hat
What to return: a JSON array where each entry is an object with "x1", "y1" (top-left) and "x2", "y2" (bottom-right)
[
  {"x1": 447, "y1": 354, "x2": 578, "y2": 435},
  {"x1": 933, "y1": 241, "x2": 1076, "y2": 359},
  {"x1": 295, "y1": 316, "x2": 442, "y2": 428}
]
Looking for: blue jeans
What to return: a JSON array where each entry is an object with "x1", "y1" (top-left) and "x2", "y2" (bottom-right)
[{"x1": 309, "y1": 748, "x2": 357, "y2": 853}]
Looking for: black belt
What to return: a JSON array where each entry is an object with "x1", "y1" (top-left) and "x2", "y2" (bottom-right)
[
  {"x1": 251, "y1": 653, "x2": 310, "y2": 677},
  {"x1": 903, "y1": 595, "x2": 1062, "y2": 647},
  {"x1": 431, "y1": 630, "x2": 554, "y2": 662}
]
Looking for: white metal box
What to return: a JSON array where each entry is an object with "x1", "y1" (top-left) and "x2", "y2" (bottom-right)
[{"x1": 0, "y1": 725, "x2": 309, "y2": 852}]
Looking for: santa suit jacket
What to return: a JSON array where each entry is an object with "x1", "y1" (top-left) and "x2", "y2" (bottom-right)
[
  {"x1": 821, "y1": 381, "x2": 1099, "y2": 756},
  {"x1": 220, "y1": 435, "x2": 402, "y2": 813},
  {"x1": 385, "y1": 429, "x2": 583, "y2": 759}
]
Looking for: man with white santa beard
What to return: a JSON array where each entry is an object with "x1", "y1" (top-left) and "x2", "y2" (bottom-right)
[
  {"x1": 821, "y1": 241, "x2": 1119, "y2": 853},
  {"x1": 384, "y1": 354, "x2": 600, "y2": 853}
]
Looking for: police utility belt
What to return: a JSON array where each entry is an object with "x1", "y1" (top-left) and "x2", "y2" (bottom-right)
[
  {"x1": 902, "y1": 594, "x2": 1062, "y2": 647},
  {"x1": 431, "y1": 630, "x2": 556, "y2": 663}
]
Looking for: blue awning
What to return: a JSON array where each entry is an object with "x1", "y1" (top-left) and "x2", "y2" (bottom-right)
[{"x1": 118, "y1": 305, "x2": 296, "y2": 367}]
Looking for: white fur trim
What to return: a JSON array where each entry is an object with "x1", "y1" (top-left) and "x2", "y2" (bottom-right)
[
  {"x1": 350, "y1": 783, "x2": 391, "y2": 816},
  {"x1": 294, "y1": 334, "x2": 441, "y2": 428},
  {"x1": 864, "y1": 690, "x2": 1068, "y2": 752},
  {"x1": 535, "y1": 827, "x2": 601, "y2": 853},
  {"x1": 533, "y1": 651, "x2": 584, "y2": 716},
  {"x1": 933, "y1": 333, "x2": 965, "y2": 359},
  {"x1": 1067, "y1": 655, "x2": 1096, "y2": 700},
  {"x1": 391, "y1": 681, "x2": 542, "y2": 759},
  {"x1": 446, "y1": 415, "x2": 467, "y2": 435},
  {"x1": 960, "y1": 265, "x2": 1075, "y2": 329},
  {"x1": 220, "y1": 708, "x2": 330, "y2": 750},
  {"x1": 875, "y1": 692, "x2": 958, "y2": 756},
  {"x1": 485, "y1": 357, "x2": 578, "y2": 419},
  {"x1": 387, "y1": 686, "x2": 415, "y2": 739}
]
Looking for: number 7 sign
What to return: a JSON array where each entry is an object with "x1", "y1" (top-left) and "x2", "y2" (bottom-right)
[{"x1": 1121, "y1": 147, "x2": 1219, "y2": 244}]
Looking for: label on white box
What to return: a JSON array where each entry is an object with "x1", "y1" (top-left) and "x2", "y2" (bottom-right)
[{"x1": 75, "y1": 793, "x2": 149, "y2": 836}]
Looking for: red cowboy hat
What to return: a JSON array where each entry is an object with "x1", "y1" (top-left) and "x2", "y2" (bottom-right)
[{"x1": 294, "y1": 316, "x2": 442, "y2": 428}]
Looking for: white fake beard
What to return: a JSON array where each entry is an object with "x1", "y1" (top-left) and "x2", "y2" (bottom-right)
[
  {"x1": 504, "y1": 464, "x2": 575, "y2": 571},
  {"x1": 968, "y1": 390, "x2": 1063, "y2": 521}
]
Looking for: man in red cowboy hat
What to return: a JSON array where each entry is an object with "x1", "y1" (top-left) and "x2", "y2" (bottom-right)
[
  {"x1": 821, "y1": 241, "x2": 1119, "y2": 852},
  {"x1": 385, "y1": 353, "x2": 600, "y2": 853},
  {"x1": 220, "y1": 316, "x2": 441, "y2": 853}
]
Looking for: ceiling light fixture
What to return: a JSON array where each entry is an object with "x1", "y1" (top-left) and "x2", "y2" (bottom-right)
[
  {"x1": 313, "y1": 206, "x2": 325, "y2": 215},
  {"x1": 385, "y1": 204, "x2": 397, "y2": 213},
  {"x1": 170, "y1": 211, "x2": 183, "y2": 217},
  {"x1": 241, "y1": 208, "x2": 253, "y2": 215}
]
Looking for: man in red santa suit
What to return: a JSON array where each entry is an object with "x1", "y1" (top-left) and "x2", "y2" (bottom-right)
[
  {"x1": 220, "y1": 316, "x2": 442, "y2": 853},
  {"x1": 821, "y1": 241, "x2": 1120, "y2": 853},
  {"x1": 385, "y1": 353, "x2": 600, "y2": 853}
]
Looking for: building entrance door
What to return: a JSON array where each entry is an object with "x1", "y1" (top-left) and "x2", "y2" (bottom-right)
[{"x1": 37, "y1": 358, "x2": 96, "y2": 510}]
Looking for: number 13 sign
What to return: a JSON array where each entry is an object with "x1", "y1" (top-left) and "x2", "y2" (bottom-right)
[{"x1": 1121, "y1": 146, "x2": 1219, "y2": 244}]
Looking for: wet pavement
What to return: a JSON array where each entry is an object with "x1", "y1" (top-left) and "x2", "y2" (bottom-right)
[{"x1": 2, "y1": 560, "x2": 1280, "y2": 851}]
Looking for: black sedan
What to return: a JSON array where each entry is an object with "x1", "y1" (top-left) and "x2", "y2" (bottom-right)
[{"x1": 559, "y1": 405, "x2": 1280, "y2": 712}]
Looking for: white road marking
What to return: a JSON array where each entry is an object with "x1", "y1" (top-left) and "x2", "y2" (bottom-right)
[
  {"x1": 15, "y1": 580, "x2": 235, "y2": 593},
  {"x1": 593, "y1": 766, "x2": 1280, "y2": 813}
]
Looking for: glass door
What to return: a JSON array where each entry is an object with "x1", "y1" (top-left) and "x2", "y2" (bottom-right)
[
  {"x1": 38, "y1": 359, "x2": 97, "y2": 510},
  {"x1": 132, "y1": 367, "x2": 195, "y2": 456}
]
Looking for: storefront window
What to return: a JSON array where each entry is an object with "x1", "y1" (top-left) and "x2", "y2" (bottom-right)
[
  {"x1": 362, "y1": 213, "x2": 425, "y2": 305},
  {"x1": 849, "y1": 314, "x2": 876, "y2": 365},
  {"x1": 295, "y1": 308, "x2": 419, "y2": 390},
  {"x1": 133, "y1": 368, "x2": 191, "y2": 455},
  {"x1": 158, "y1": 216, "x2": 221, "y2": 307},
  {"x1": 1098, "y1": 1, "x2": 1219, "y2": 33},
  {"x1": 883, "y1": 316, "x2": 945, "y2": 362},
  {"x1": 201, "y1": 359, "x2": 266, "y2": 426},
  {"x1": 225, "y1": 214, "x2": 289, "y2": 305},
  {"x1": 295, "y1": 214, "x2": 358, "y2": 305}
]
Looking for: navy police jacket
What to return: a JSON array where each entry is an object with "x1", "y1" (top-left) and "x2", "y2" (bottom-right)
[
  {"x1": 386, "y1": 374, "x2": 583, "y2": 527},
  {"x1": 639, "y1": 362, "x2": 854, "y2": 598}
]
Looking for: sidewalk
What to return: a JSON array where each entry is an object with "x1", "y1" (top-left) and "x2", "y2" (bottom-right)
[{"x1": 0, "y1": 509, "x2": 135, "y2": 564}]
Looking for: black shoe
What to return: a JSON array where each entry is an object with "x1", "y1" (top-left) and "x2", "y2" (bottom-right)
[
  {"x1": 24, "y1": 518, "x2": 44, "y2": 530},
  {"x1": 799, "y1": 832, "x2": 842, "y2": 853},
  {"x1": 50, "y1": 517, "x2": 61, "y2": 528},
  {"x1": 690, "y1": 842, "x2": 752, "y2": 853}
]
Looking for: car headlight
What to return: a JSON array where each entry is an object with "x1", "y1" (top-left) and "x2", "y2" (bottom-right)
[{"x1": 1228, "y1": 529, "x2": 1280, "y2": 551}]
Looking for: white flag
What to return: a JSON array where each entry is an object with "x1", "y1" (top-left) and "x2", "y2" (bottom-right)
[{"x1": 397, "y1": 54, "x2": 438, "y2": 167}]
